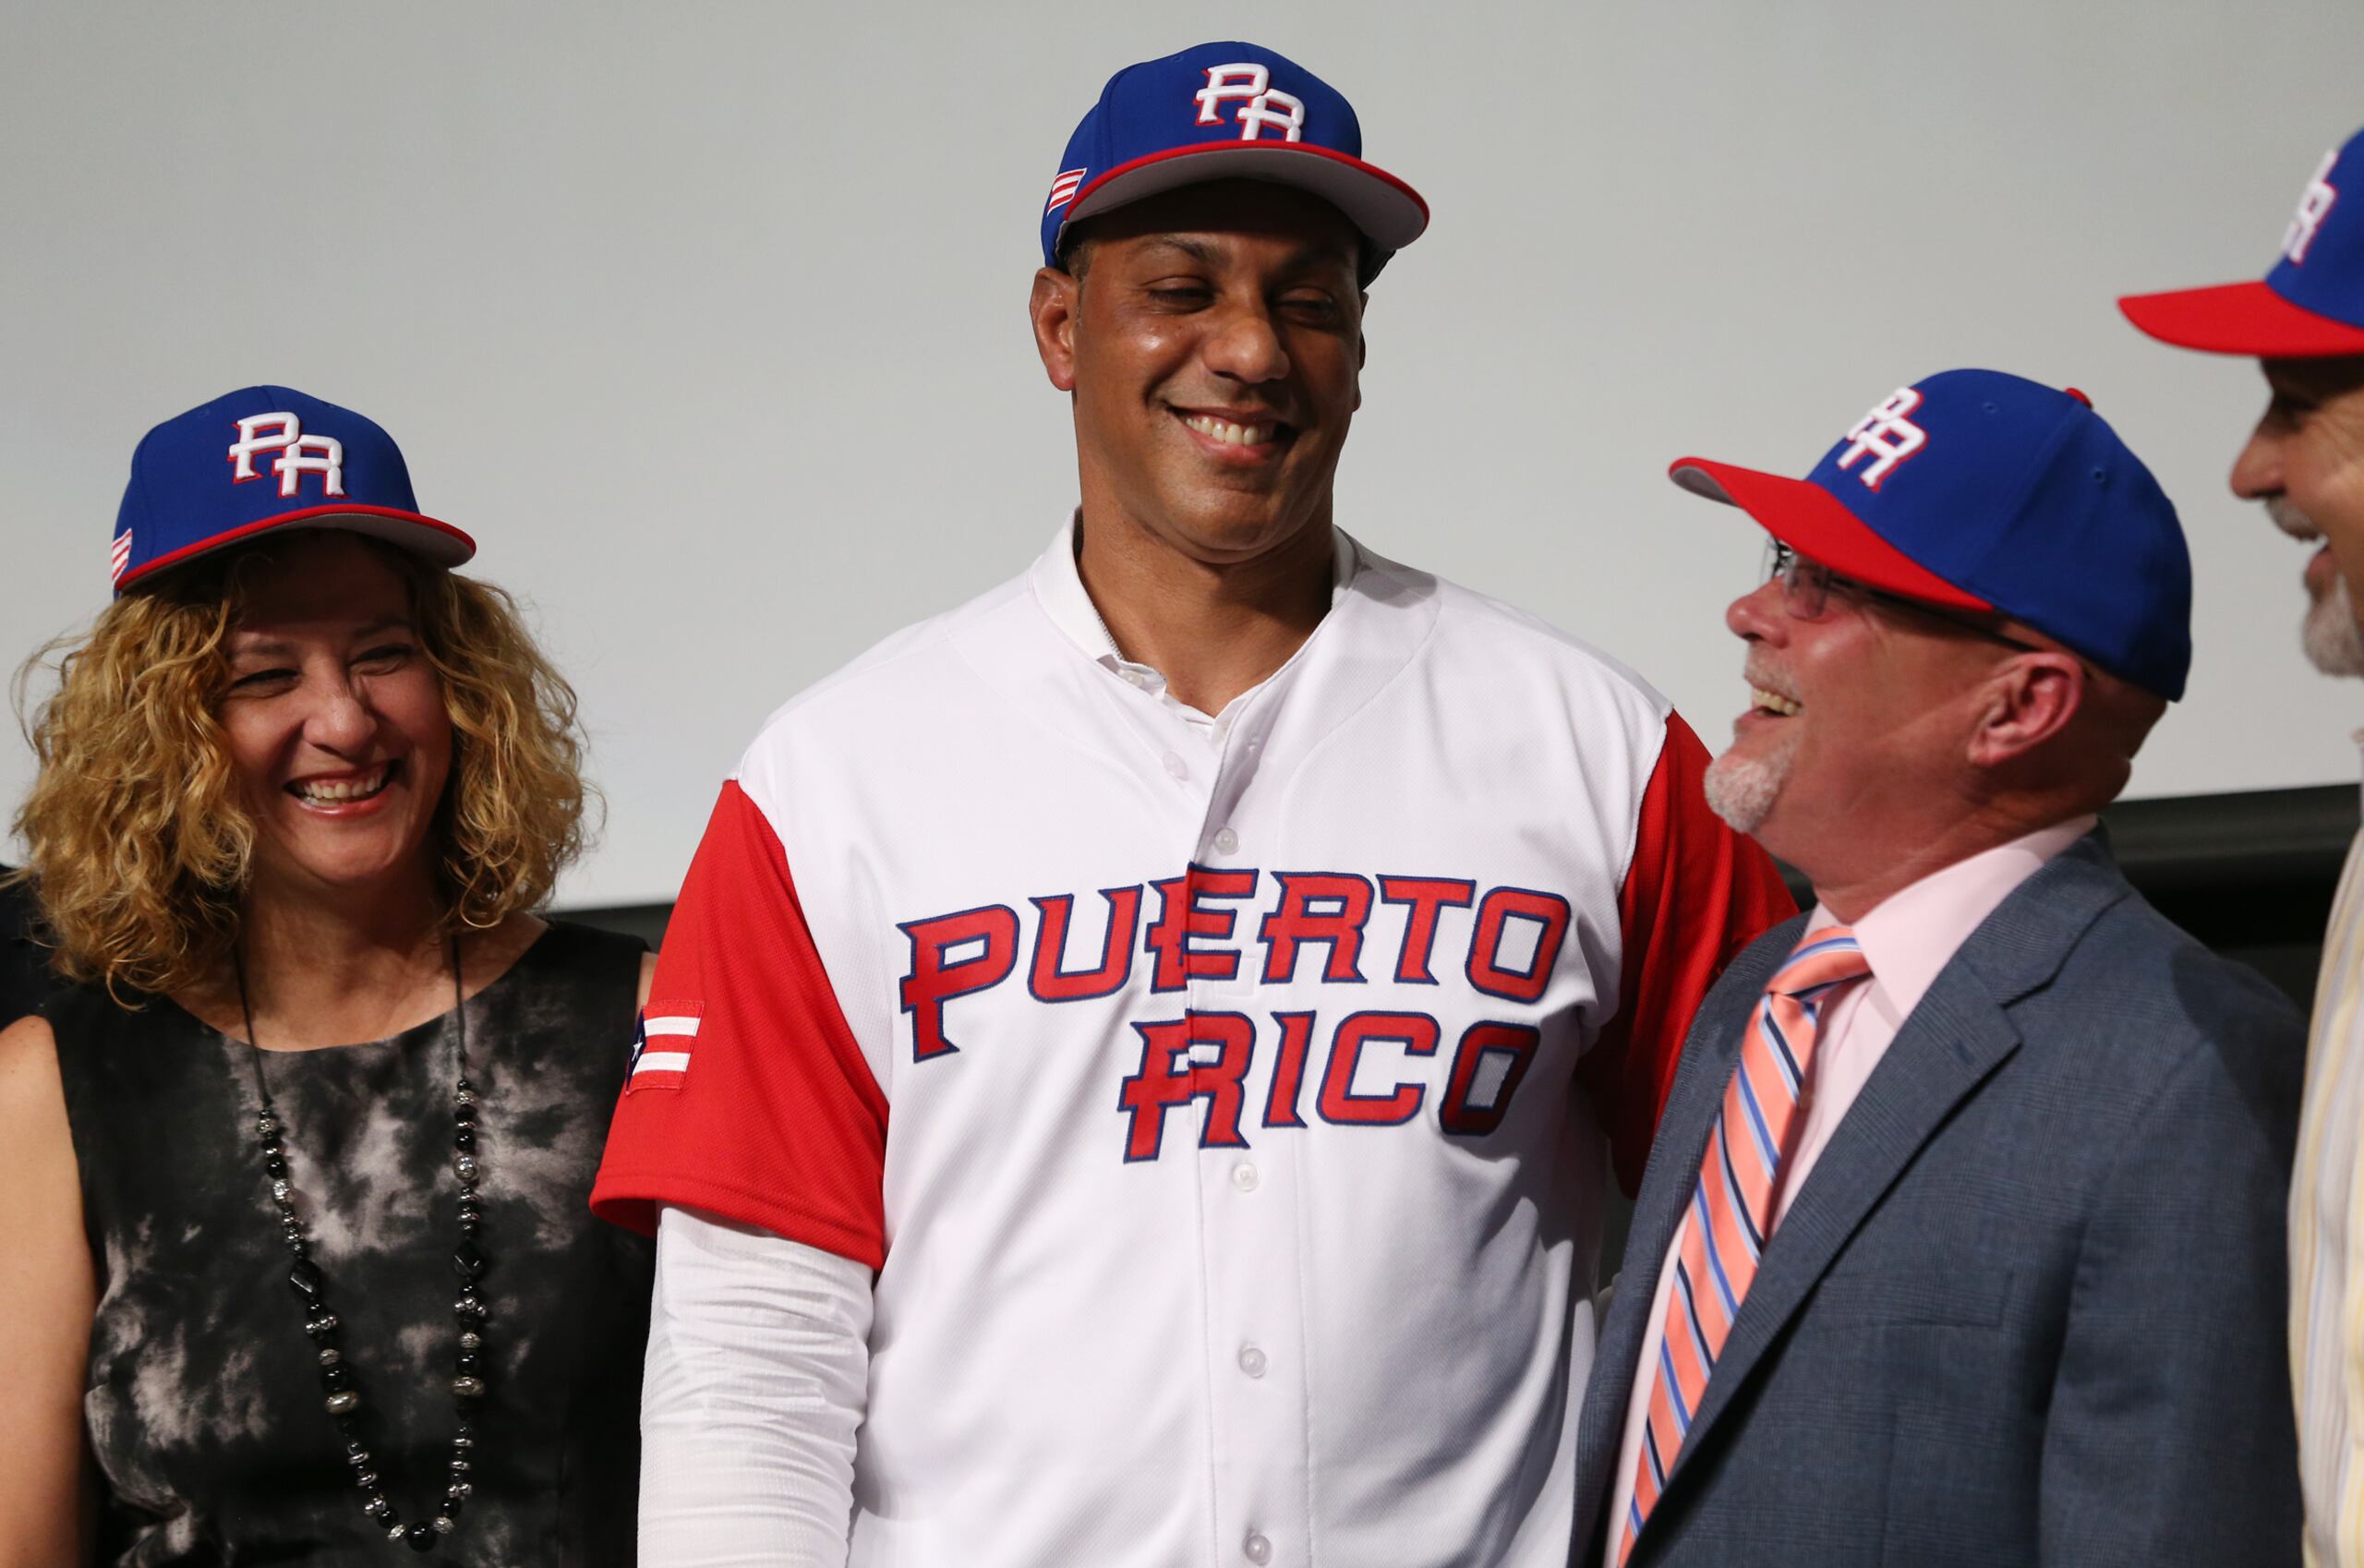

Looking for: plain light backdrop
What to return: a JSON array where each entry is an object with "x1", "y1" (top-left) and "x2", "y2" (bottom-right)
[{"x1": 5, "y1": 2, "x2": 2360, "y2": 907}]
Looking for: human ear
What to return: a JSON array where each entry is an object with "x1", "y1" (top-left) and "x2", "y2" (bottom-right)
[
  {"x1": 1031, "y1": 268, "x2": 1080, "y2": 392},
  {"x1": 1966, "y1": 653, "x2": 2083, "y2": 768}
]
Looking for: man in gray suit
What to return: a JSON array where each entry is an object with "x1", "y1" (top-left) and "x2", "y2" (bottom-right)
[{"x1": 1574, "y1": 368, "x2": 2305, "y2": 1566}]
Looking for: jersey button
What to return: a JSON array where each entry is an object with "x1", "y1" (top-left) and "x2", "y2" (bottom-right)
[
  {"x1": 1243, "y1": 1532, "x2": 1273, "y2": 1565},
  {"x1": 1238, "y1": 1345, "x2": 1268, "y2": 1379},
  {"x1": 1212, "y1": 827, "x2": 1239, "y2": 855},
  {"x1": 1230, "y1": 1161, "x2": 1260, "y2": 1192},
  {"x1": 1163, "y1": 752, "x2": 1188, "y2": 780}
]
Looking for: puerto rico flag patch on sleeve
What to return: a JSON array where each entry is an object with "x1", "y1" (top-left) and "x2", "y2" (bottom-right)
[{"x1": 626, "y1": 1000, "x2": 702, "y2": 1092}]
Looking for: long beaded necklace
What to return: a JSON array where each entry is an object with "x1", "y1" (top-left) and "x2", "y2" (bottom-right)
[{"x1": 236, "y1": 935, "x2": 489, "y2": 1554}]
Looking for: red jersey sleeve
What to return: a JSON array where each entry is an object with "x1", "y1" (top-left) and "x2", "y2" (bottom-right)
[
  {"x1": 1578, "y1": 712, "x2": 1797, "y2": 1196},
  {"x1": 590, "y1": 780, "x2": 889, "y2": 1269}
]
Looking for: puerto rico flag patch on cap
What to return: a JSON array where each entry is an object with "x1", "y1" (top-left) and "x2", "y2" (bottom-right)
[{"x1": 626, "y1": 1000, "x2": 702, "y2": 1092}]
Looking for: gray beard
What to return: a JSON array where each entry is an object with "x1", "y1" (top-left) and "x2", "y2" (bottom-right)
[
  {"x1": 2269, "y1": 496, "x2": 2364, "y2": 677},
  {"x1": 2304, "y1": 572, "x2": 2364, "y2": 677},
  {"x1": 1703, "y1": 724, "x2": 1803, "y2": 836}
]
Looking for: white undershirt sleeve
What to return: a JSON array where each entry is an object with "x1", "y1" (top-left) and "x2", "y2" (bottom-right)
[{"x1": 637, "y1": 1204, "x2": 874, "y2": 1568}]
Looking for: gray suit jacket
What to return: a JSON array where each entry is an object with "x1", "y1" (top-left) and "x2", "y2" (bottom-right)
[{"x1": 1572, "y1": 835, "x2": 2305, "y2": 1566}]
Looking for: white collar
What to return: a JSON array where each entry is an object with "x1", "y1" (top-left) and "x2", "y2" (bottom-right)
[{"x1": 1029, "y1": 510, "x2": 1362, "y2": 669}]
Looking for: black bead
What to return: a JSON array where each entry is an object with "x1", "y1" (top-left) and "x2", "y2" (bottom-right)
[
  {"x1": 452, "y1": 1128, "x2": 475, "y2": 1151},
  {"x1": 287, "y1": 1259, "x2": 323, "y2": 1300},
  {"x1": 264, "y1": 1154, "x2": 288, "y2": 1177},
  {"x1": 458, "y1": 1218, "x2": 480, "y2": 1236},
  {"x1": 406, "y1": 1520, "x2": 437, "y2": 1550},
  {"x1": 454, "y1": 1351, "x2": 482, "y2": 1376},
  {"x1": 440, "y1": 1498, "x2": 464, "y2": 1523},
  {"x1": 456, "y1": 1077, "x2": 474, "y2": 1092},
  {"x1": 452, "y1": 1242, "x2": 487, "y2": 1281},
  {"x1": 320, "y1": 1364, "x2": 353, "y2": 1392}
]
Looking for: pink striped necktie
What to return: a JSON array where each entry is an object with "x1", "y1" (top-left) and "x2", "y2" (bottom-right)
[{"x1": 1616, "y1": 926, "x2": 1873, "y2": 1565}]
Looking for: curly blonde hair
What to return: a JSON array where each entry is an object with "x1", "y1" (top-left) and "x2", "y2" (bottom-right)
[{"x1": 12, "y1": 536, "x2": 592, "y2": 997}]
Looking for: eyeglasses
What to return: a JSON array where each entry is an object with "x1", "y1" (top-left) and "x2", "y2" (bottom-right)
[{"x1": 1760, "y1": 539, "x2": 2044, "y2": 654}]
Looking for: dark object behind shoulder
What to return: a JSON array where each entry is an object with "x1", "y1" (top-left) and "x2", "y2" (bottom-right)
[{"x1": 0, "y1": 869, "x2": 58, "y2": 1025}]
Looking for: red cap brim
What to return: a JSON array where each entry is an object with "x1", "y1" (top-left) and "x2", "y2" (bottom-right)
[
  {"x1": 2118, "y1": 280, "x2": 2364, "y2": 357},
  {"x1": 1668, "y1": 458, "x2": 1993, "y2": 613},
  {"x1": 115, "y1": 505, "x2": 476, "y2": 594}
]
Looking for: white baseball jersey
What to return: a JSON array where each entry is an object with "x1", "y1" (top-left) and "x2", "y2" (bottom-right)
[{"x1": 594, "y1": 518, "x2": 1791, "y2": 1568}]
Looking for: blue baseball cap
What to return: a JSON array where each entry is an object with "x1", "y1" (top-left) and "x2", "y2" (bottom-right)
[
  {"x1": 112, "y1": 385, "x2": 473, "y2": 596},
  {"x1": 1041, "y1": 42, "x2": 1427, "y2": 277},
  {"x1": 1670, "y1": 369, "x2": 2193, "y2": 700},
  {"x1": 2120, "y1": 125, "x2": 2364, "y2": 356}
]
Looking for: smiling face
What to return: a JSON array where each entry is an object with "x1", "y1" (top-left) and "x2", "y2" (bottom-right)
[
  {"x1": 1707, "y1": 564, "x2": 2021, "y2": 876},
  {"x1": 1031, "y1": 179, "x2": 1366, "y2": 566},
  {"x1": 2230, "y1": 356, "x2": 2364, "y2": 675},
  {"x1": 217, "y1": 532, "x2": 452, "y2": 905}
]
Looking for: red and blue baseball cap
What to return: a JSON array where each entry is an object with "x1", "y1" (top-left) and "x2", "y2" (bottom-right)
[
  {"x1": 2119, "y1": 125, "x2": 2364, "y2": 356},
  {"x1": 1041, "y1": 42, "x2": 1428, "y2": 278},
  {"x1": 111, "y1": 385, "x2": 473, "y2": 597},
  {"x1": 1670, "y1": 369, "x2": 2192, "y2": 700}
]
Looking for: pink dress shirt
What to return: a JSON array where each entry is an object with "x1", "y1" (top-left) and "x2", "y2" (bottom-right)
[{"x1": 1601, "y1": 814, "x2": 2097, "y2": 1560}]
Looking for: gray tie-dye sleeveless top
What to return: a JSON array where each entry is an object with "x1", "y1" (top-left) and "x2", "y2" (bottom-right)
[{"x1": 50, "y1": 921, "x2": 654, "y2": 1566}]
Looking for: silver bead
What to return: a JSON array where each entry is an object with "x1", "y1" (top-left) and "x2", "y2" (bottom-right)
[
  {"x1": 458, "y1": 1331, "x2": 482, "y2": 1350},
  {"x1": 271, "y1": 1178, "x2": 292, "y2": 1203},
  {"x1": 450, "y1": 1376, "x2": 486, "y2": 1399},
  {"x1": 447, "y1": 1481, "x2": 473, "y2": 1498},
  {"x1": 432, "y1": 1517, "x2": 455, "y2": 1536},
  {"x1": 325, "y1": 1391, "x2": 360, "y2": 1415},
  {"x1": 388, "y1": 1524, "x2": 408, "y2": 1542},
  {"x1": 452, "y1": 1434, "x2": 475, "y2": 1449},
  {"x1": 453, "y1": 1155, "x2": 478, "y2": 1181},
  {"x1": 455, "y1": 1089, "x2": 476, "y2": 1107},
  {"x1": 318, "y1": 1348, "x2": 341, "y2": 1367}
]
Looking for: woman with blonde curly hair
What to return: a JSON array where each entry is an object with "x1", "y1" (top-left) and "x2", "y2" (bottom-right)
[{"x1": 0, "y1": 387, "x2": 656, "y2": 1564}]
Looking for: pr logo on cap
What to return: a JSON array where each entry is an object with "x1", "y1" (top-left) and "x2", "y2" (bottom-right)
[
  {"x1": 227, "y1": 411, "x2": 347, "y2": 500},
  {"x1": 1194, "y1": 64, "x2": 1306, "y2": 141},
  {"x1": 2286, "y1": 151, "x2": 2339, "y2": 265},
  {"x1": 1835, "y1": 390, "x2": 1929, "y2": 491}
]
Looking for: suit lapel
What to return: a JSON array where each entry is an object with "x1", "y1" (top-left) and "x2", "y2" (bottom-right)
[
  {"x1": 1664, "y1": 967, "x2": 2025, "y2": 1473},
  {"x1": 1612, "y1": 835, "x2": 2134, "y2": 1539}
]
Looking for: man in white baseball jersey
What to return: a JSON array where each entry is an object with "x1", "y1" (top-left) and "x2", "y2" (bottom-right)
[
  {"x1": 594, "y1": 41, "x2": 1793, "y2": 1567},
  {"x1": 2122, "y1": 122, "x2": 2364, "y2": 1568}
]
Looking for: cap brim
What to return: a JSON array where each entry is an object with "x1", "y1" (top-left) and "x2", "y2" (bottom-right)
[
  {"x1": 116, "y1": 504, "x2": 476, "y2": 593},
  {"x1": 1669, "y1": 458, "x2": 1993, "y2": 613},
  {"x1": 1062, "y1": 141, "x2": 1429, "y2": 256},
  {"x1": 2118, "y1": 280, "x2": 2364, "y2": 357}
]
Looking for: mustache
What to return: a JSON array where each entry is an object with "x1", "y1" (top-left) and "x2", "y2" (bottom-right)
[
  {"x1": 2268, "y1": 496, "x2": 2318, "y2": 539},
  {"x1": 1743, "y1": 653, "x2": 1794, "y2": 696}
]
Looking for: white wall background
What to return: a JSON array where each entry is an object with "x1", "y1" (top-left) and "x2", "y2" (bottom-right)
[{"x1": 4, "y1": 1, "x2": 2359, "y2": 908}]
